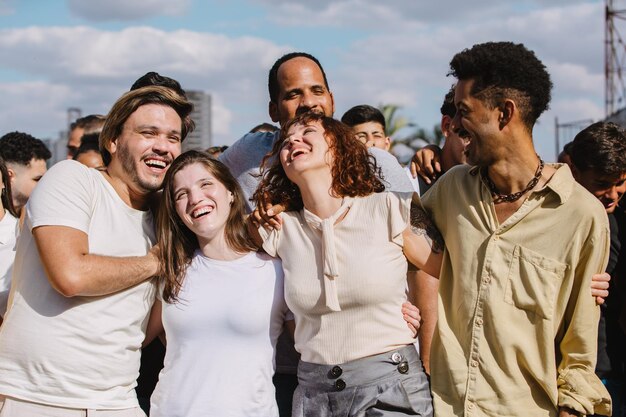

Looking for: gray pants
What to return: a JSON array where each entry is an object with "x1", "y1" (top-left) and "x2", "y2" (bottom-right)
[{"x1": 292, "y1": 345, "x2": 433, "y2": 417}]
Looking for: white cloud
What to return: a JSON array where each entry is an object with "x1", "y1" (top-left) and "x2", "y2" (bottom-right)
[
  {"x1": 254, "y1": 0, "x2": 595, "y2": 27},
  {"x1": 0, "y1": 81, "x2": 73, "y2": 139},
  {"x1": 0, "y1": 1, "x2": 609, "y2": 162},
  {"x1": 323, "y1": 1, "x2": 605, "y2": 161},
  {"x1": 0, "y1": 26, "x2": 290, "y2": 145},
  {"x1": 67, "y1": 0, "x2": 191, "y2": 21}
]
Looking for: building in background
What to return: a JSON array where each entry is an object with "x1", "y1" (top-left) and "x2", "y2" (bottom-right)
[{"x1": 184, "y1": 90, "x2": 212, "y2": 151}]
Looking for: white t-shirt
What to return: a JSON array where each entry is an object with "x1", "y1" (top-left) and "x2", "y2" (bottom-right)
[
  {"x1": 150, "y1": 251, "x2": 288, "y2": 417},
  {"x1": 0, "y1": 210, "x2": 18, "y2": 317},
  {"x1": 403, "y1": 165, "x2": 421, "y2": 194},
  {"x1": 0, "y1": 160, "x2": 156, "y2": 409}
]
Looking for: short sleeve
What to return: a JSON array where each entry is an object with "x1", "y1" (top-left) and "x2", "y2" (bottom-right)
[
  {"x1": 27, "y1": 160, "x2": 95, "y2": 233},
  {"x1": 387, "y1": 191, "x2": 412, "y2": 246},
  {"x1": 369, "y1": 147, "x2": 414, "y2": 193},
  {"x1": 259, "y1": 225, "x2": 282, "y2": 257}
]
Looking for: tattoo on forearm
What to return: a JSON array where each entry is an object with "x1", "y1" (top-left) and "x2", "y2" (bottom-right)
[{"x1": 410, "y1": 203, "x2": 444, "y2": 253}]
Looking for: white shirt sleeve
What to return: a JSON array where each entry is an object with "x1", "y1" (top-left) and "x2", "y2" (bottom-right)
[{"x1": 27, "y1": 160, "x2": 95, "y2": 233}]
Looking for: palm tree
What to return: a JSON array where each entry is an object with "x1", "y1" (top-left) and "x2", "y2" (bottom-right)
[
  {"x1": 379, "y1": 103, "x2": 443, "y2": 147},
  {"x1": 379, "y1": 104, "x2": 414, "y2": 139}
]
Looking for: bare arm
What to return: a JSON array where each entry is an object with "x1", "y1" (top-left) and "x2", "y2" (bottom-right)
[
  {"x1": 33, "y1": 225, "x2": 159, "y2": 297},
  {"x1": 143, "y1": 299, "x2": 164, "y2": 348},
  {"x1": 408, "y1": 269, "x2": 438, "y2": 375},
  {"x1": 402, "y1": 201, "x2": 444, "y2": 277}
]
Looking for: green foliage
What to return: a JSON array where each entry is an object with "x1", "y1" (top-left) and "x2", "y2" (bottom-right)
[{"x1": 378, "y1": 103, "x2": 443, "y2": 149}]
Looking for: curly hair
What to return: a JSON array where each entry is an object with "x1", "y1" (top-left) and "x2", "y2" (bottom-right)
[
  {"x1": 570, "y1": 122, "x2": 626, "y2": 177},
  {"x1": 157, "y1": 150, "x2": 256, "y2": 303},
  {"x1": 254, "y1": 112, "x2": 384, "y2": 211},
  {"x1": 0, "y1": 131, "x2": 51, "y2": 165},
  {"x1": 449, "y1": 41, "x2": 552, "y2": 131}
]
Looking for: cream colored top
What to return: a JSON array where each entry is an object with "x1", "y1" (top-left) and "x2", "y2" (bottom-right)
[
  {"x1": 260, "y1": 191, "x2": 416, "y2": 365},
  {"x1": 422, "y1": 164, "x2": 611, "y2": 417}
]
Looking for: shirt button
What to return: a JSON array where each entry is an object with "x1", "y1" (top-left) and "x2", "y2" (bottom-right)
[
  {"x1": 334, "y1": 379, "x2": 346, "y2": 391},
  {"x1": 329, "y1": 366, "x2": 342, "y2": 378},
  {"x1": 471, "y1": 360, "x2": 479, "y2": 367},
  {"x1": 468, "y1": 403, "x2": 474, "y2": 410},
  {"x1": 476, "y1": 318, "x2": 483, "y2": 326},
  {"x1": 398, "y1": 361, "x2": 410, "y2": 374},
  {"x1": 493, "y1": 235, "x2": 499, "y2": 240},
  {"x1": 483, "y1": 276, "x2": 491, "y2": 284},
  {"x1": 391, "y1": 352, "x2": 402, "y2": 364}
]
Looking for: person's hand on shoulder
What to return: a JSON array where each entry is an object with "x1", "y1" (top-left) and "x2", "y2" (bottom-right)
[{"x1": 410, "y1": 144, "x2": 442, "y2": 184}]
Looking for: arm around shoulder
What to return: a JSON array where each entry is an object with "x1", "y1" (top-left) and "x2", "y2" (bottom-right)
[{"x1": 34, "y1": 225, "x2": 159, "y2": 297}]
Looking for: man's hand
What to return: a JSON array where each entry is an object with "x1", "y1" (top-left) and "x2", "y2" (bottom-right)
[
  {"x1": 34, "y1": 225, "x2": 160, "y2": 297},
  {"x1": 250, "y1": 199, "x2": 286, "y2": 231},
  {"x1": 591, "y1": 272, "x2": 610, "y2": 305},
  {"x1": 410, "y1": 144, "x2": 442, "y2": 184},
  {"x1": 402, "y1": 301, "x2": 421, "y2": 337}
]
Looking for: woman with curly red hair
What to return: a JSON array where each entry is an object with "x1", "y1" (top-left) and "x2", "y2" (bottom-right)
[{"x1": 253, "y1": 111, "x2": 442, "y2": 417}]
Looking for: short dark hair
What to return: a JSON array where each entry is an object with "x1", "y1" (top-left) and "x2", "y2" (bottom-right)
[
  {"x1": 69, "y1": 114, "x2": 106, "y2": 134},
  {"x1": 268, "y1": 52, "x2": 329, "y2": 104},
  {"x1": 569, "y1": 122, "x2": 626, "y2": 177},
  {"x1": 440, "y1": 86, "x2": 456, "y2": 118},
  {"x1": 341, "y1": 105, "x2": 386, "y2": 130},
  {"x1": 449, "y1": 41, "x2": 552, "y2": 130},
  {"x1": 73, "y1": 133, "x2": 101, "y2": 160},
  {"x1": 130, "y1": 72, "x2": 187, "y2": 99},
  {"x1": 249, "y1": 123, "x2": 279, "y2": 133},
  {"x1": 0, "y1": 131, "x2": 51, "y2": 165}
]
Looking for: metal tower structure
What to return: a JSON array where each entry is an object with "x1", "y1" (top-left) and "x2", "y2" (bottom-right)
[
  {"x1": 605, "y1": 0, "x2": 626, "y2": 116},
  {"x1": 67, "y1": 107, "x2": 81, "y2": 128}
]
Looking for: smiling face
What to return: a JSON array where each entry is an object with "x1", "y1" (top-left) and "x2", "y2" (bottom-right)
[
  {"x1": 279, "y1": 120, "x2": 333, "y2": 182},
  {"x1": 109, "y1": 103, "x2": 182, "y2": 195},
  {"x1": 352, "y1": 121, "x2": 390, "y2": 151},
  {"x1": 452, "y1": 79, "x2": 502, "y2": 167},
  {"x1": 573, "y1": 169, "x2": 626, "y2": 213},
  {"x1": 173, "y1": 162, "x2": 234, "y2": 246},
  {"x1": 269, "y1": 57, "x2": 335, "y2": 125}
]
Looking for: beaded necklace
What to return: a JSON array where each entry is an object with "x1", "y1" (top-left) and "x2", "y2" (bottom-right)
[{"x1": 482, "y1": 157, "x2": 544, "y2": 203}]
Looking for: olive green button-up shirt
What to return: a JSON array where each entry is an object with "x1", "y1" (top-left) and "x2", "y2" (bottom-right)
[{"x1": 422, "y1": 164, "x2": 611, "y2": 417}]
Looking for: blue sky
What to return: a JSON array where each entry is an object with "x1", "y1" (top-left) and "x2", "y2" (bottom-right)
[{"x1": 0, "y1": 0, "x2": 612, "y2": 161}]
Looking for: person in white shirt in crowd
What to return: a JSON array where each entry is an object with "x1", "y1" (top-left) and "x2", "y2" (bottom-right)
[
  {"x1": 0, "y1": 131, "x2": 51, "y2": 218},
  {"x1": 0, "y1": 156, "x2": 18, "y2": 323},
  {"x1": 146, "y1": 150, "x2": 290, "y2": 417},
  {"x1": 0, "y1": 85, "x2": 193, "y2": 416}
]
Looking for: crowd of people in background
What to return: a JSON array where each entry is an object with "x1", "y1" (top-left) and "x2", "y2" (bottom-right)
[{"x1": 0, "y1": 40, "x2": 623, "y2": 417}]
